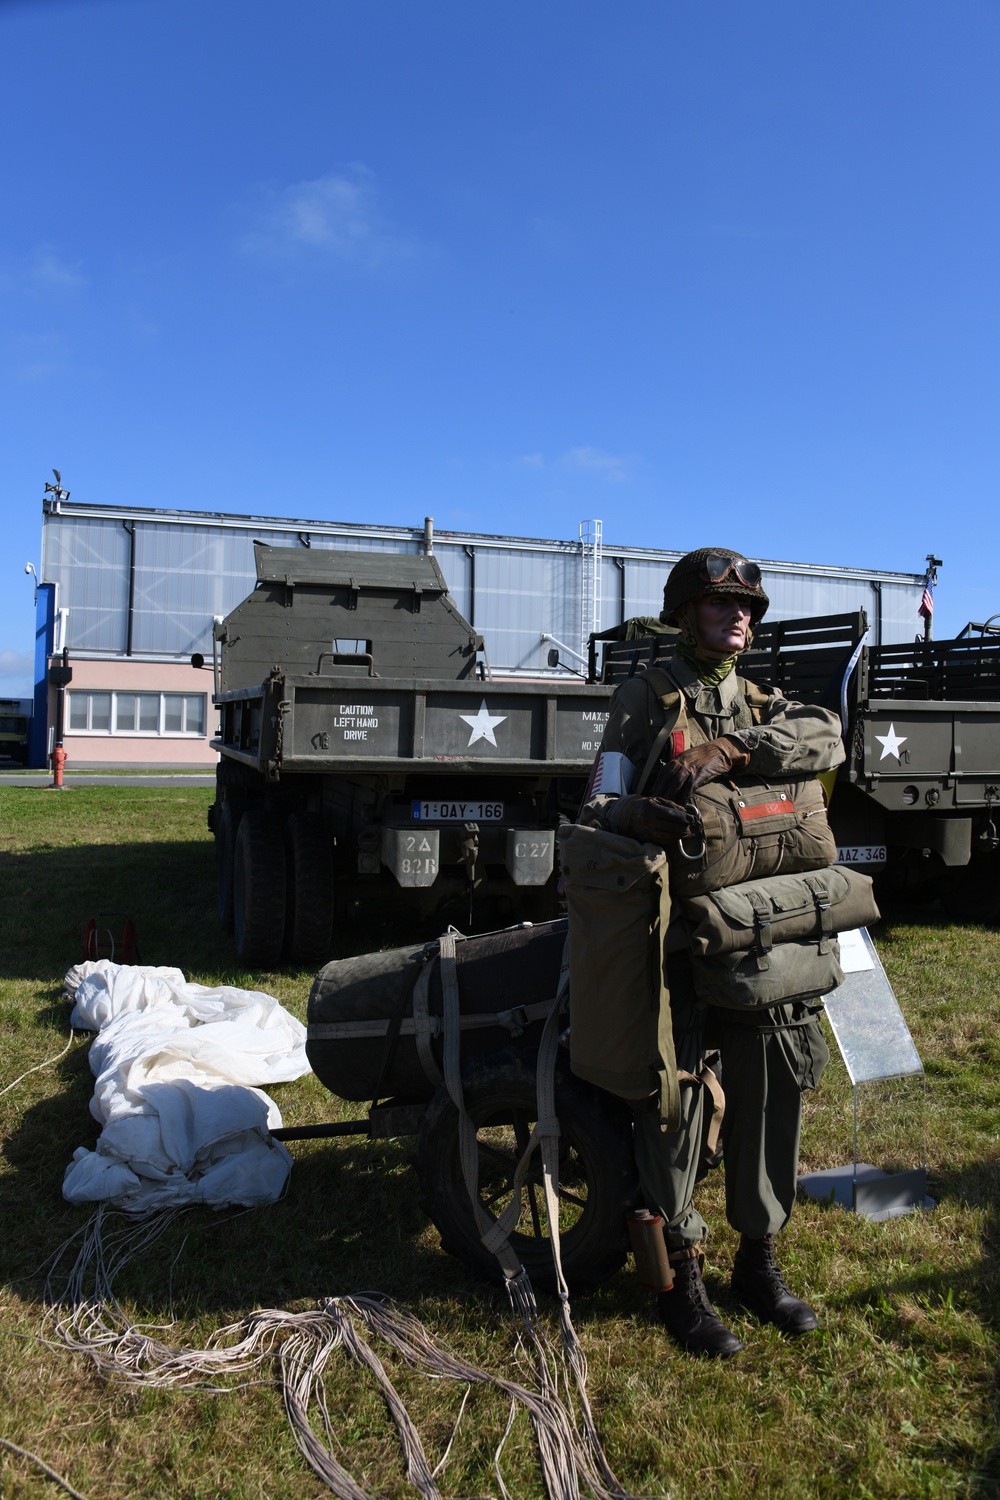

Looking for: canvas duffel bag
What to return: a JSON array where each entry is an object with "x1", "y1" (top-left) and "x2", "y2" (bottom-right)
[
  {"x1": 557, "y1": 822, "x2": 681, "y2": 1131},
  {"x1": 681, "y1": 865, "x2": 879, "y2": 956},
  {"x1": 666, "y1": 775, "x2": 838, "y2": 897},
  {"x1": 690, "y1": 936, "x2": 844, "y2": 1010},
  {"x1": 306, "y1": 920, "x2": 567, "y2": 1102}
]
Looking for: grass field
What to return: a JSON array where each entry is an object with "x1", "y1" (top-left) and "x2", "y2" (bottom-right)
[{"x1": 1, "y1": 785, "x2": 998, "y2": 1499}]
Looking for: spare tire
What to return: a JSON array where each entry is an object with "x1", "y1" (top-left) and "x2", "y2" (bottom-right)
[{"x1": 416, "y1": 1047, "x2": 638, "y2": 1293}]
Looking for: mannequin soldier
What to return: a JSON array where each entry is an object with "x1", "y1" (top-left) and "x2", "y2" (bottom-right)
[{"x1": 582, "y1": 547, "x2": 845, "y2": 1357}]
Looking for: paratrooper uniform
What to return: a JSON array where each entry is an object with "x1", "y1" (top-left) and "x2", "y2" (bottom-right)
[{"x1": 581, "y1": 547, "x2": 846, "y2": 1352}]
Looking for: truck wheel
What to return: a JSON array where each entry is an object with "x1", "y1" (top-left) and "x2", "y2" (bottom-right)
[
  {"x1": 941, "y1": 849, "x2": 1000, "y2": 924},
  {"x1": 284, "y1": 811, "x2": 334, "y2": 968},
  {"x1": 233, "y1": 808, "x2": 287, "y2": 968},
  {"x1": 416, "y1": 1048, "x2": 637, "y2": 1293},
  {"x1": 215, "y1": 798, "x2": 244, "y2": 932}
]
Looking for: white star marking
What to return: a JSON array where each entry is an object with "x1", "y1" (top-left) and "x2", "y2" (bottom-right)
[
  {"x1": 875, "y1": 723, "x2": 908, "y2": 762},
  {"x1": 460, "y1": 699, "x2": 507, "y2": 747}
]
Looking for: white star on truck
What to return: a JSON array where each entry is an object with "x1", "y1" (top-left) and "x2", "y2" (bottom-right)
[
  {"x1": 460, "y1": 700, "x2": 507, "y2": 747},
  {"x1": 875, "y1": 723, "x2": 908, "y2": 762}
]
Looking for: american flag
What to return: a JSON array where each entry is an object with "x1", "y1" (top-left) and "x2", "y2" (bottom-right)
[{"x1": 919, "y1": 577, "x2": 934, "y2": 620}]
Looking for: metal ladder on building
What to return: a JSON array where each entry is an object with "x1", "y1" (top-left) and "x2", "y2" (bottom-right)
[{"x1": 579, "y1": 518, "x2": 603, "y2": 663}]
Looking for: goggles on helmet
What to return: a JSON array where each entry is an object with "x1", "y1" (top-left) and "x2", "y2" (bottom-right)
[{"x1": 701, "y1": 553, "x2": 763, "y2": 589}]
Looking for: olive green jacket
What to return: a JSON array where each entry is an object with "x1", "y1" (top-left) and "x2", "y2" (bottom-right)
[{"x1": 583, "y1": 652, "x2": 845, "y2": 828}]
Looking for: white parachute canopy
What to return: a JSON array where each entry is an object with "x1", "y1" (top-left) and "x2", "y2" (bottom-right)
[{"x1": 62, "y1": 960, "x2": 311, "y2": 1213}]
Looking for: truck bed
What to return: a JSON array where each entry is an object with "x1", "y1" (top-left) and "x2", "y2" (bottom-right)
[{"x1": 213, "y1": 672, "x2": 612, "y2": 779}]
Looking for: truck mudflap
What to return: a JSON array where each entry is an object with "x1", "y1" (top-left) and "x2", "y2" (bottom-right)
[
  {"x1": 378, "y1": 825, "x2": 555, "y2": 888},
  {"x1": 381, "y1": 827, "x2": 440, "y2": 887}
]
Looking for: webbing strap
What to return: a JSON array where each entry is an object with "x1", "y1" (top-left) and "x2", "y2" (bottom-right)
[
  {"x1": 676, "y1": 1054, "x2": 725, "y2": 1164},
  {"x1": 807, "y1": 879, "x2": 833, "y2": 953},
  {"x1": 440, "y1": 932, "x2": 524, "y2": 1279},
  {"x1": 634, "y1": 668, "x2": 687, "y2": 796},
  {"x1": 307, "y1": 1000, "x2": 554, "y2": 1043},
  {"x1": 534, "y1": 959, "x2": 572, "y2": 1303},
  {"x1": 411, "y1": 954, "x2": 443, "y2": 1088},
  {"x1": 370, "y1": 955, "x2": 421, "y2": 1108},
  {"x1": 747, "y1": 888, "x2": 773, "y2": 970}
]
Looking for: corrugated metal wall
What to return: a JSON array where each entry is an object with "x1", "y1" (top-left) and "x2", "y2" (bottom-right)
[
  {"x1": 42, "y1": 506, "x2": 926, "y2": 670},
  {"x1": 44, "y1": 515, "x2": 131, "y2": 651}
]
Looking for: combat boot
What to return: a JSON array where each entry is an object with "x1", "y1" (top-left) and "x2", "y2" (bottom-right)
[
  {"x1": 731, "y1": 1234, "x2": 819, "y2": 1335},
  {"x1": 657, "y1": 1246, "x2": 743, "y2": 1358}
]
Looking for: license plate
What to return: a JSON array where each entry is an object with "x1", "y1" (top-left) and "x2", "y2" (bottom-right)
[
  {"x1": 836, "y1": 845, "x2": 887, "y2": 864},
  {"x1": 412, "y1": 800, "x2": 505, "y2": 822}
]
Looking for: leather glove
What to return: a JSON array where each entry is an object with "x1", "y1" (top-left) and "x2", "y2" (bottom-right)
[
  {"x1": 609, "y1": 795, "x2": 697, "y2": 846},
  {"x1": 652, "y1": 735, "x2": 752, "y2": 805}
]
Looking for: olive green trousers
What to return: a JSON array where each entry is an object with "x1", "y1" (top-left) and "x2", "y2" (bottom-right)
[{"x1": 633, "y1": 994, "x2": 830, "y2": 1251}]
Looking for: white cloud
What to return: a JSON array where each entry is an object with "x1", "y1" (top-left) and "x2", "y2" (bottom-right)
[
  {"x1": 0, "y1": 247, "x2": 88, "y2": 300},
  {"x1": 519, "y1": 447, "x2": 638, "y2": 484},
  {"x1": 2, "y1": 332, "x2": 68, "y2": 383},
  {"x1": 31, "y1": 249, "x2": 87, "y2": 291},
  {"x1": 562, "y1": 446, "x2": 636, "y2": 483},
  {"x1": 242, "y1": 165, "x2": 414, "y2": 267}
]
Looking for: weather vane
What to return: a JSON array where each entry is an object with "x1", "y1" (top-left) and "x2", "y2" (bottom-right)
[{"x1": 43, "y1": 468, "x2": 70, "y2": 502}]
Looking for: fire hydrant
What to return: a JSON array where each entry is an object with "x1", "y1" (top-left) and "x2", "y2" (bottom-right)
[{"x1": 51, "y1": 744, "x2": 68, "y2": 789}]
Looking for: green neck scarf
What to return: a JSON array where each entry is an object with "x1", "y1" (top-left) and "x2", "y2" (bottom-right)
[{"x1": 676, "y1": 640, "x2": 739, "y2": 687}]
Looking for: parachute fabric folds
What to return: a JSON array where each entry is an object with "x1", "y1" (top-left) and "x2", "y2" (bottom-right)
[{"x1": 62, "y1": 960, "x2": 310, "y2": 1212}]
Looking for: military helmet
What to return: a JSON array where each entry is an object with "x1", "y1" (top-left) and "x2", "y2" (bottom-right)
[{"x1": 660, "y1": 546, "x2": 770, "y2": 626}]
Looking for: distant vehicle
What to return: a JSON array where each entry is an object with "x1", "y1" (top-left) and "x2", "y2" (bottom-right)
[{"x1": 0, "y1": 698, "x2": 32, "y2": 764}]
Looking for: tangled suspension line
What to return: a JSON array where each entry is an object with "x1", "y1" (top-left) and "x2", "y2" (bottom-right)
[{"x1": 40, "y1": 1207, "x2": 647, "y2": 1500}]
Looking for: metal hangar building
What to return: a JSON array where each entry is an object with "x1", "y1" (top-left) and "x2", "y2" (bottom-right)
[{"x1": 30, "y1": 497, "x2": 927, "y2": 768}]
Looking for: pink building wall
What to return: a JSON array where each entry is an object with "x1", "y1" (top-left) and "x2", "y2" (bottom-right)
[{"x1": 47, "y1": 658, "x2": 219, "y2": 768}]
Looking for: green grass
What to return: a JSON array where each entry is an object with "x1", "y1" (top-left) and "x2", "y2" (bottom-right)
[{"x1": 1, "y1": 786, "x2": 999, "y2": 1498}]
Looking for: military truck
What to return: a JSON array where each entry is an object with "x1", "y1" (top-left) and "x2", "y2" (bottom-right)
[
  {"x1": 206, "y1": 544, "x2": 609, "y2": 966},
  {"x1": 592, "y1": 610, "x2": 1000, "y2": 923}
]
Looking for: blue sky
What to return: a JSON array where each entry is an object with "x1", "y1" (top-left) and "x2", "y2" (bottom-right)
[{"x1": 3, "y1": 0, "x2": 998, "y2": 697}]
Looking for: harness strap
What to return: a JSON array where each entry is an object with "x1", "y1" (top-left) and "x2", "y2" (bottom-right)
[
  {"x1": 411, "y1": 953, "x2": 443, "y2": 1088},
  {"x1": 369, "y1": 953, "x2": 424, "y2": 1108},
  {"x1": 746, "y1": 887, "x2": 773, "y2": 970},
  {"x1": 806, "y1": 877, "x2": 833, "y2": 953},
  {"x1": 307, "y1": 1000, "x2": 554, "y2": 1044},
  {"x1": 440, "y1": 932, "x2": 536, "y2": 1279},
  {"x1": 676, "y1": 1053, "x2": 725, "y2": 1166},
  {"x1": 634, "y1": 667, "x2": 687, "y2": 795},
  {"x1": 632, "y1": 668, "x2": 771, "y2": 797}
]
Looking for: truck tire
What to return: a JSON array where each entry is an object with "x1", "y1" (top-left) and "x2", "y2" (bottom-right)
[
  {"x1": 416, "y1": 1047, "x2": 637, "y2": 1293},
  {"x1": 233, "y1": 808, "x2": 287, "y2": 968},
  {"x1": 284, "y1": 811, "x2": 334, "y2": 968},
  {"x1": 215, "y1": 798, "x2": 244, "y2": 932},
  {"x1": 941, "y1": 849, "x2": 1000, "y2": 925}
]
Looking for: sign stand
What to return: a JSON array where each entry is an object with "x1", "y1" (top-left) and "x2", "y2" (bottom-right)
[{"x1": 798, "y1": 927, "x2": 935, "y2": 1222}]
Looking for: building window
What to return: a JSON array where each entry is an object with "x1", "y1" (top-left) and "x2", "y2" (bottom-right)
[{"x1": 67, "y1": 691, "x2": 207, "y2": 737}]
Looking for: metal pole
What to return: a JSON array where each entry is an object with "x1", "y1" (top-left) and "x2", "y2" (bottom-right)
[
  {"x1": 923, "y1": 554, "x2": 942, "y2": 644},
  {"x1": 123, "y1": 520, "x2": 136, "y2": 656}
]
